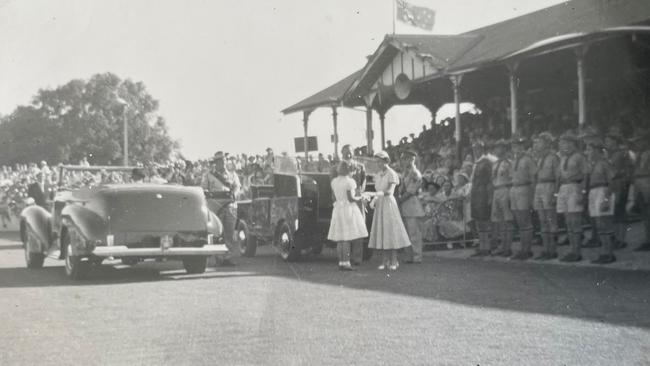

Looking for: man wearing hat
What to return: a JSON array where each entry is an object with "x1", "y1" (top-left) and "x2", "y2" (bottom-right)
[
  {"x1": 398, "y1": 149, "x2": 425, "y2": 263},
  {"x1": 532, "y1": 132, "x2": 560, "y2": 260},
  {"x1": 334, "y1": 144, "x2": 367, "y2": 265},
  {"x1": 509, "y1": 134, "x2": 537, "y2": 260},
  {"x1": 585, "y1": 137, "x2": 616, "y2": 263},
  {"x1": 604, "y1": 127, "x2": 632, "y2": 249},
  {"x1": 556, "y1": 130, "x2": 589, "y2": 262},
  {"x1": 630, "y1": 129, "x2": 650, "y2": 251},
  {"x1": 201, "y1": 151, "x2": 241, "y2": 266},
  {"x1": 470, "y1": 139, "x2": 495, "y2": 257},
  {"x1": 490, "y1": 139, "x2": 515, "y2": 257}
]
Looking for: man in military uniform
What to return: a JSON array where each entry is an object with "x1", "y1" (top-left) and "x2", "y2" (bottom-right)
[
  {"x1": 630, "y1": 130, "x2": 650, "y2": 251},
  {"x1": 201, "y1": 151, "x2": 241, "y2": 266},
  {"x1": 509, "y1": 134, "x2": 537, "y2": 260},
  {"x1": 470, "y1": 139, "x2": 495, "y2": 257},
  {"x1": 490, "y1": 139, "x2": 514, "y2": 257},
  {"x1": 585, "y1": 136, "x2": 616, "y2": 263},
  {"x1": 398, "y1": 149, "x2": 425, "y2": 263},
  {"x1": 532, "y1": 132, "x2": 560, "y2": 260},
  {"x1": 604, "y1": 127, "x2": 632, "y2": 249},
  {"x1": 337, "y1": 144, "x2": 367, "y2": 265},
  {"x1": 556, "y1": 131, "x2": 589, "y2": 262}
]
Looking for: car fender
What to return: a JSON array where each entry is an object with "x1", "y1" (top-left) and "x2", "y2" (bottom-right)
[
  {"x1": 207, "y1": 210, "x2": 223, "y2": 238},
  {"x1": 20, "y1": 205, "x2": 52, "y2": 254},
  {"x1": 60, "y1": 204, "x2": 108, "y2": 243}
]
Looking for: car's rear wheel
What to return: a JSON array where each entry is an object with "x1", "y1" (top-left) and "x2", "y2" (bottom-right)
[
  {"x1": 121, "y1": 258, "x2": 139, "y2": 266},
  {"x1": 63, "y1": 228, "x2": 90, "y2": 280},
  {"x1": 236, "y1": 220, "x2": 257, "y2": 257},
  {"x1": 183, "y1": 256, "x2": 207, "y2": 274},
  {"x1": 276, "y1": 223, "x2": 300, "y2": 261},
  {"x1": 23, "y1": 231, "x2": 44, "y2": 269}
]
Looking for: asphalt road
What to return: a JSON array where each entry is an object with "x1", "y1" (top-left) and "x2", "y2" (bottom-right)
[{"x1": 1, "y1": 230, "x2": 649, "y2": 366}]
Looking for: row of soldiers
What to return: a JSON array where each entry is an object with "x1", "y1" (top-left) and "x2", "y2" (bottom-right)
[{"x1": 469, "y1": 127, "x2": 650, "y2": 264}]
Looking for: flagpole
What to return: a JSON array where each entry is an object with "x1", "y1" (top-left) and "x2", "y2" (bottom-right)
[{"x1": 392, "y1": 0, "x2": 395, "y2": 34}]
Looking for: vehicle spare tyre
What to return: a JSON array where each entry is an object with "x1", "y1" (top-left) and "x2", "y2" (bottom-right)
[
  {"x1": 275, "y1": 222, "x2": 300, "y2": 262},
  {"x1": 236, "y1": 220, "x2": 256, "y2": 257}
]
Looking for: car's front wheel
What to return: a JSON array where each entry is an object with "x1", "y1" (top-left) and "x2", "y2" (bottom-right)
[
  {"x1": 23, "y1": 231, "x2": 45, "y2": 269},
  {"x1": 183, "y1": 256, "x2": 207, "y2": 274},
  {"x1": 63, "y1": 228, "x2": 90, "y2": 280}
]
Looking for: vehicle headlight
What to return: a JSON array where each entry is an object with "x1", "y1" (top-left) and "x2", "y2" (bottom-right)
[
  {"x1": 106, "y1": 234, "x2": 114, "y2": 247},
  {"x1": 207, "y1": 234, "x2": 214, "y2": 245}
]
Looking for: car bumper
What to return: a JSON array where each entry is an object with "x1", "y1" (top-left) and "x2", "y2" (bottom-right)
[{"x1": 91, "y1": 244, "x2": 228, "y2": 257}]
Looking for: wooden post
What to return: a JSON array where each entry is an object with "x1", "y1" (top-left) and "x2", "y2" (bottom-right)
[
  {"x1": 508, "y1": 62, "x2": 519, "y2": 136},
  {"x1": 366, "y1": 107, "x2": 374, "y2": 156},
  {"x1": 450, "y1": 75, "x2": 463, "y2": 160},
  {"x1": 379, "y1": 111, "x2": 386, "y2": 151},
  {"x1": 575, "y1": 46, "x2": 588, "y2": 126},
  {"x1": 332, "y1": 106, "x2": 339, "y2": 159},
  {"x1": 302, "y1": 110, "x2": 310, "y2": 160}
]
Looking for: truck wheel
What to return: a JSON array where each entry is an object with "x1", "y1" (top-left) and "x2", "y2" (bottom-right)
[
  {"x1": 24, "y1": 232, "x2": 44, "y2": 269},
  {"x1": 276, "y1": 223, "x2": 300, "y2": 261},
  {"x1": 63, "y1": 228, "x2": 90, "y2": 280},
  {"x1": 236, "y1": 221, "x2": 256, "y2": 257},
  {"x1": 183, "y1": 257, "x2": 207, "y2": 274}
]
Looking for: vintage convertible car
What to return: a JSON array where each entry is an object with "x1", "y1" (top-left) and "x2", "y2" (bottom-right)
[{"x1": 20, "y1": 165, "x2": 227, "y2": 280}]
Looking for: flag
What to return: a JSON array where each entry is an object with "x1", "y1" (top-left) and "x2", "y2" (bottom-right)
[{"x1": 395, "y1": 0, "x2": 435, "y2": 31}]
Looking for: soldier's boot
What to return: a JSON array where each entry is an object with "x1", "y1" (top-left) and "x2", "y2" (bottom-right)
[
  {"x1": 535, "y1": 232, "x2": 550, "y2": 260},
  {"x1": 547, "y1": 232, "x2": 558, "y2": 258},
  {"x1": 499, "y1": 222, "x2": 513, "y2": 257},
  {"x1": 614, "y1": 224, "x2": 628, "y2": 249},
  {"x1": 592, "y1": 234, "x2": 616, "y2": 264}
]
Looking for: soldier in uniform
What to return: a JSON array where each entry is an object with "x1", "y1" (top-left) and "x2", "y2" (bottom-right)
[
  {"x1": 490, "y1": 139, "x2": 514, "y2": 257},
  {"x1": 630, "y1": 130, "x2": 650, "y2": 251},
  {"x1": 398, "y1": 149, "x2": 425, "y2": 263},
  {"x1": 585, "y1": 137, "x2": 616, "y2": 264},
  {"x1": 337, "y1": 144, "x2": 367, "y2": 265},
  {"x1": 532, "y1": 132, "x2": 560, "y2": 260},
  {"x1": 556, "y1": 131, "x2": 589, "y2": 262},
  {"x1": 510, "y1": 134, "x2": 537, "y2": 260},
  {"x1": 201, "y1": 151, "x2": 241, "y2": 266},
  {"x1": 470, "y1": 139, "x2": 494, "y2": 257},
  {"x1": 604, "y1": 127, "x2": 632, "y2": 249}
]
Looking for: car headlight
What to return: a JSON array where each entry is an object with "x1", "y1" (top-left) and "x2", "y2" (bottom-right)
[{"x1": 207, "y1": 234, "x2": 214, "y2": 245}]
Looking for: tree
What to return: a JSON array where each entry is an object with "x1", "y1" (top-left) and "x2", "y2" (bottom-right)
[{"x1": 0, "y1": 72, "x2": 179, "y2": 165}]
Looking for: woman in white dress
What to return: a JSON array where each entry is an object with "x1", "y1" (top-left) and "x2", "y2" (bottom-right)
[
  {"x1": 327, "y1": 161, "x2": 369, "y2": 271},
  {"x1": 368, "y1": 151, "x2": 412, "y2": 270}
]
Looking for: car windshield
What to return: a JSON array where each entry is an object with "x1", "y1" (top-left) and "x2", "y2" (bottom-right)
[{"x1": 57, "y1": 166, "x2": 137, "y2": 191}]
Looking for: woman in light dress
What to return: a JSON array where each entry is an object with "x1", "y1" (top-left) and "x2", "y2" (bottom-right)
[
  {"x1": 327, "y1": 161, "x2": 368, "y2": 271},
  {"x1": 368, "y1": 151, "x2": 412, "y2": 270}
]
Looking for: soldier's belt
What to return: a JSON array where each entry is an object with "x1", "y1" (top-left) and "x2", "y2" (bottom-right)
[
  {"x1": 589, "y1": 183, "x2": 609, "y2": 190},
  {"x1": 511, "y1": 182, "x2": 532, "y2": 187},
  {"x1": 536, "y1": 179, "x2": 555, "y2": 184},
  {"x1": 494, "y1": 184, "x2": 512, "y2": 189},
  {"x1": 634, "y1": 174, "x2": 650, "y2": 179},
  {"x1": 560, "y1": 180, "x2": 583, "y2": 185}
]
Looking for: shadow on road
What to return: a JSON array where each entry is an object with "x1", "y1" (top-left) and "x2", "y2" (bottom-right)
[{"x1": 259, "y1": 250, "x2": 650, "y2": 330}]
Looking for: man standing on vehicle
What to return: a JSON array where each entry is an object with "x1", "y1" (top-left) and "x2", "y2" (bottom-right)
[
  {"x1": 338, "y1": 144, "x2": 367, "y2": 265},
  {"x1": 201, "y1": 151, "x2": 241, "y2": 266}
]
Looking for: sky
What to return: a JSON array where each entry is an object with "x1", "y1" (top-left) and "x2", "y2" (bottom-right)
[{"x1": 0, "y1": 0, "x2": 565, "y2": 160}]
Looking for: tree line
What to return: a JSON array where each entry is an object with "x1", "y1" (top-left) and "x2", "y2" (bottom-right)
[{"x1": 0, "y1": 72, "x2": 179, "y2": 166}]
